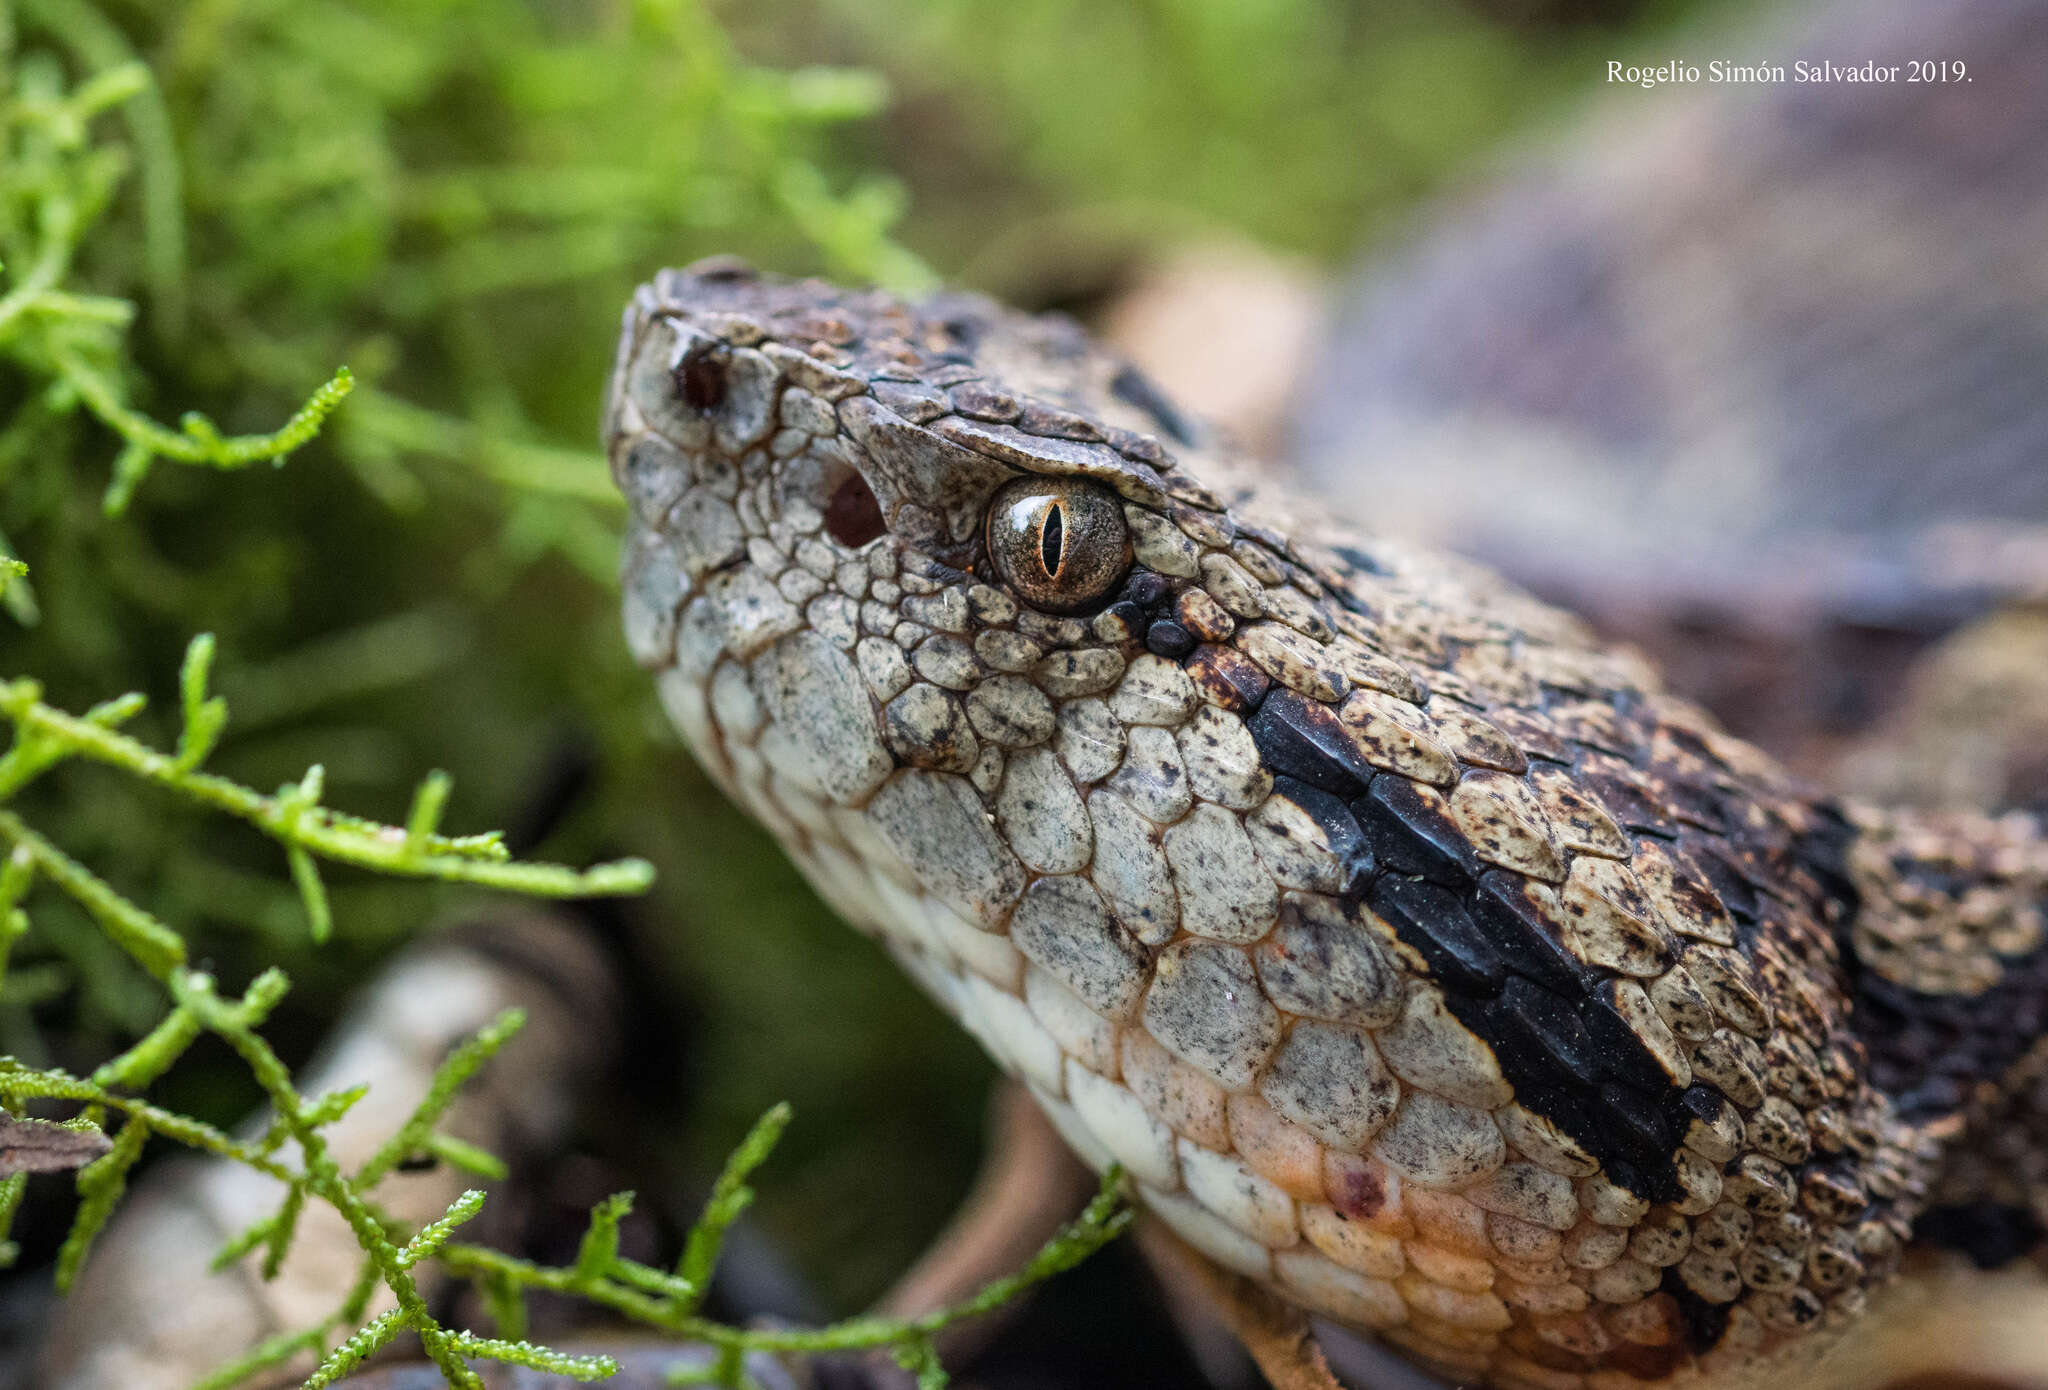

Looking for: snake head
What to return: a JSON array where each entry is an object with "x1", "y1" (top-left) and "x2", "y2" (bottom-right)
[{"x1": 602, "y1": 259, "x2": 1289, "y2": 900}]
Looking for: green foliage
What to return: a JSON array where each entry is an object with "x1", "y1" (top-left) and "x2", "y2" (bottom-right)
[
  {"x1": 0, "y1": 657, "x2": 1110, "y2": 1388},
  {"x1": 3, "y1": 0, "x2": 924, "y2": 604},
  {"x1": 1, "y1": 0, "x2": 352, "y2": 553},
  {"x1": 0, "y1": 635, "x2": 654, "y2": 931},
  {"x1": 799, "y1": 0, "x2": 1716, "y2": 280},
  {"x1": 0, "y1": 8, "x2": 1130, "y2": 1385},
  {"x1": 0, "y1": 624, "x2": 655, "y2": 1380},
  {"x1": 0, "y1": 0, "x2": 927, "y2": 1104},
  {"x1": 130, "y1": 0, "x2": 925, "y2": 579},
  {"x1": 438, "y1": 1139, "x2": 1132, "y2": 1390}
]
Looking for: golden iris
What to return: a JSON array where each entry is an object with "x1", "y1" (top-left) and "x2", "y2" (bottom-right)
[{"x1": 985, "y1": 477, "x2": 1133, "y2": 614}]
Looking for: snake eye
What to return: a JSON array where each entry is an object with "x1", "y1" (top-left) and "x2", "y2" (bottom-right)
[{"x1": 985, "y1": 477, "x2": 1132, "y2": 614}]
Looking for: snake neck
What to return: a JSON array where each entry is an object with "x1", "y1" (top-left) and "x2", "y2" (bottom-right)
[{"x1": 1813, "y1": 799, "x2": 2048, "y2": 1262}]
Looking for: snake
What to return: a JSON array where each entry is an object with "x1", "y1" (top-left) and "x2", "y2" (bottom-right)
[{"x1": 601, "y1": 258, "x2": 2048, "y2": 1390}]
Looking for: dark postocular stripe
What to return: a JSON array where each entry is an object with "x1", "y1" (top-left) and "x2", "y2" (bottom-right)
[
  {"x1": 1240, "y1": 681, "x2": 1694, "y2": 1202},
  {"x1": 1369, "y1": 876, "x2": 1504, "y2": 996},
  {"x1": 1371, "y1": 871, "x2": 1688, "y2": 1203},
  {"x1": 1598, "y1": 1079, "x2": 1677, "y2": 1153},
  {"x1": 1355, "y1": 777, "x2": 1482, "y2": 885},
  {"x1": 1248, "y1": 690, "x2": 1374, "y2": 799},
  {"x1": 1583, "y1": 988, "x2": 1685, "y2": 1094},
  {"x1": 1484, "y1": 976, "x2": 1602, "y2": 1078},
  {"x1": 1473, "y1": 870, "x2": 1595, "y2": 996}
]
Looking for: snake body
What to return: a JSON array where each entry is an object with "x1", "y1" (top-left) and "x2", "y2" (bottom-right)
[{"x1": 604, "y1": 261, "x2": 2048, "y2": 1388}]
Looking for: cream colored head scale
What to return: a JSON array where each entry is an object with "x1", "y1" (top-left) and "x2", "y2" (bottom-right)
[{"x1": 606, "y1": 260, "x2": 2048, "y2": 1389}]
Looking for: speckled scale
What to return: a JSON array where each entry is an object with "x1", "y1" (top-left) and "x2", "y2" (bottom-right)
[
  {"x1": 1248, "y1": 777, "x2": 1373, "y2": 895},
  {"x1": 1143, "y1": 940, "x2": 1282, "y2": 1091}
]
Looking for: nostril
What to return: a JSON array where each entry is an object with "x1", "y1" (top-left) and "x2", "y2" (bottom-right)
[
  {"x1": 676, "y1": 350, "x2": 727, "y2": 410},
  {"x1": 824, "y1": 471, "x2": 885, "y2": 547}
]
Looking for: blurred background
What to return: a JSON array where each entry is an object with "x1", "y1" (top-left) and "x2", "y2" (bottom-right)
[{"x1": 6, "y1": 0, "x2": 2044, "y2": 1385}]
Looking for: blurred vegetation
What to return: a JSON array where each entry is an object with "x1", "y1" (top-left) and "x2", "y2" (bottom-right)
[
  {"x1": 746, "y1": 0, "x2": 1713, "y2": 295},
  {"x1": 0, "y1": 0, "x2": 1729, "y2": 1360}
]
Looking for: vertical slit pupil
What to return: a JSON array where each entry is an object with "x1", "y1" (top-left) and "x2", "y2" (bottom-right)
[{"x1": 1041, "y1": 504, "x2": 1065, "y2": 577}]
